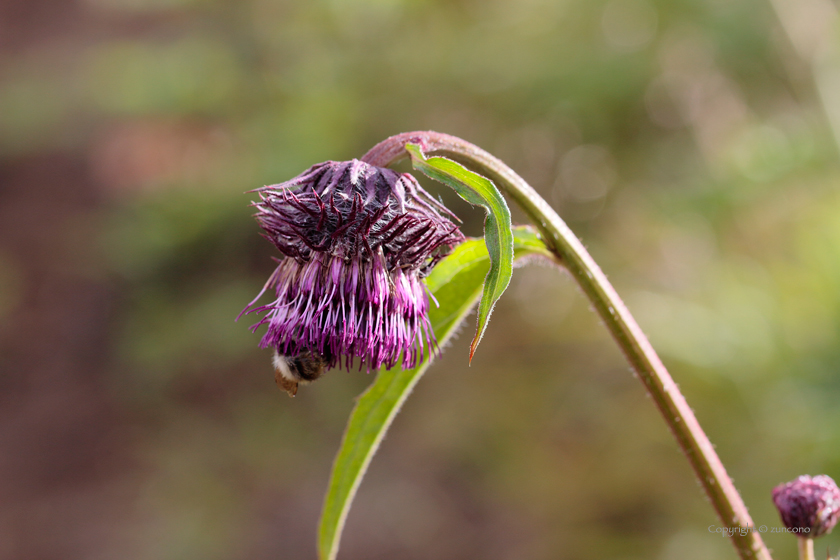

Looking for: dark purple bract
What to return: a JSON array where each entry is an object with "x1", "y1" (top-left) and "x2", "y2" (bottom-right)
[
  {"x1": 242, "y1": 159, "x2": 464, "y2": 371},
  {"x1": 772, "y1": 474, "x2": 840, "y2": 537}
]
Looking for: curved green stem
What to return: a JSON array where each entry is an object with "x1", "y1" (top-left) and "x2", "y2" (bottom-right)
[{"x1": 362, "y1": 131, "x2": 773, "y2": 560}]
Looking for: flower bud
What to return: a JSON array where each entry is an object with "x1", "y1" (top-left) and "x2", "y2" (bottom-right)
[{"x1": 772, "y1": 474, "x2": 840, "y2": 537}]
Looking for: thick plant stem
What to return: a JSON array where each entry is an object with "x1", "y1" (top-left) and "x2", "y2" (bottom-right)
[{"x1": 362, "y1": 131, "x2": 773, "y2": 560}]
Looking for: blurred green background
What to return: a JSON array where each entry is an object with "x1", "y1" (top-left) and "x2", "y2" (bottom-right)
[{"x1": 2, "y1": 0, "x2": 840, "y2": 558}]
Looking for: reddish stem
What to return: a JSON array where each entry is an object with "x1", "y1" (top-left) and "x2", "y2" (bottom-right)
[{"x1": 363, "y1": 131, "x2": 773, "y2": 560}]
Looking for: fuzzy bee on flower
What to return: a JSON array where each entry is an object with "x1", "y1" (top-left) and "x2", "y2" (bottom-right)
[{"x1": 240, "y1": 159, "x2": 465, "y2": 396}]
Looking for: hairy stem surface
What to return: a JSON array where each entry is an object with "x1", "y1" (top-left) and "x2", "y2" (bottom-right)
[{"x1": 363, "y1": 131, "x2": 773, "y2": 560}]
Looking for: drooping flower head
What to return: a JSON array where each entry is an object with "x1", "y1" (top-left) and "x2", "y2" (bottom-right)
[
  {"x1": 772, "y1": 474, "x2": 840, "y2": 537},
  {"x1": 242, "y1": 159, "x2": 464, "y2": 392}
]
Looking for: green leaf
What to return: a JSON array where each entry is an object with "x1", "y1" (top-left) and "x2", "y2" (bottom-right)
[
  {"x1": 317, "y1": 226, "x2": 550, "y2": 560},
  {"x1": 405, "y1": 143, "x2": 514, "y2": 362}
]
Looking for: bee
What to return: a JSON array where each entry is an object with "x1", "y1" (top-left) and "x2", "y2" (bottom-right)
[{"x1": 272, "y1": 349, "x2": 332, "y2": 397}]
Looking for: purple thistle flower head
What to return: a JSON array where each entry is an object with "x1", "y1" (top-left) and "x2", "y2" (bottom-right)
[
  {"x1": 772, "y1": 474, "x2": 840, "y2": 537},
  {"x1": 242, "y1": 159, "x2": 464, "y2": 395}
]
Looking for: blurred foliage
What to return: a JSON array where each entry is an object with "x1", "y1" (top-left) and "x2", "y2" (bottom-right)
[{"x1": 5, "y1": 0, "x2": 840, "y2": 558}]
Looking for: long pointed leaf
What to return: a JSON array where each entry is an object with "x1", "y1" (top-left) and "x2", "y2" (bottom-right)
[
  {"x1": 405, "y1": 143, "x2": 514, "y2": 362},
  {"x1": 317, "y1": 227, "x2": 549, "y2": 560}
]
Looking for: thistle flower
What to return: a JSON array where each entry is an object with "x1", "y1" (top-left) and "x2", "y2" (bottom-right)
[
  {"x1": 772, "y1": 474, "x2": 840, "y2": 537},
  {"x1": 241, "y1": 159, "x2": 464, "y2": 395}
]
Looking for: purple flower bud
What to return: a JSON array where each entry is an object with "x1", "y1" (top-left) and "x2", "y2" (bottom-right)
[
  {"x1": 241, "y1": 159, "x2": 464, "y2": 392},
  {"x1": 772, "y1": 475, "x2": 840, "y2": 537}
]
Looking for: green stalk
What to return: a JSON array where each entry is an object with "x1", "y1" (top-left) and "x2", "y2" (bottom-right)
[
  {"x1": 362, "y1": 131, "x2": 773, "y2": 560},
  {"x1": 798, "y1": 537, "x2": 815, "y2": 560}
]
